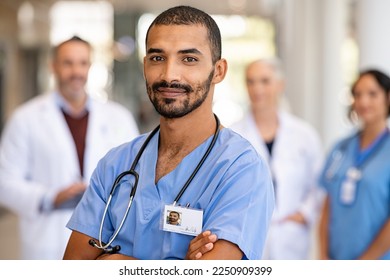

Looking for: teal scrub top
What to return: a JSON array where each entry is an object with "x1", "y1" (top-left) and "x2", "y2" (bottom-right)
[
  {"x1": 319, "y1": 130, "x2": 390, "y2": 259},
  {"x1": 67, "y1": 128, "x2": 275, "y2": 260}
]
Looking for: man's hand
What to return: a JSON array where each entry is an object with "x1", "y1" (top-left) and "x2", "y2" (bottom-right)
[
  {"x1": 185, "y1": 230, "x2": 217, "y2": 260},
  {"x1": 54, "y1": 182, "x2": 86, "y2": 207},
  {"x1": 283, "y1": 211, "x2": 307, "y2": 225}
]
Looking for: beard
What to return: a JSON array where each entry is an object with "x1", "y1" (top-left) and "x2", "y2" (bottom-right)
[
  {"x1": 146, "y1": 69, "x2": 214, "y2": 119},
  {"x1": 59, "y1": 75, "x2": 87, "y2": 99}
]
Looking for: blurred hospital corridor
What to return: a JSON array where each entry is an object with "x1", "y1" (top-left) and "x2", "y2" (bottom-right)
[
  {"x1": 0, "y1": 208, "x2": 20, "y2": 259},
  {"x1": 1, "y1": 0, "x2": 390, "y2": 261}
]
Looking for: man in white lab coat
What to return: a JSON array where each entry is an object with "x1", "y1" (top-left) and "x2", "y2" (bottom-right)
[
  {"x1": 0, "y1": 36, "x2": 139, "y2": 259},
  {"x1": 230, "y1": 58, "x2": 324, "y2": 259}
]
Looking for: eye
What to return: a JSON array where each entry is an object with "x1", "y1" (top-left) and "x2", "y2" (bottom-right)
[
  {"x1": 261, "y1": 78, "x2": 270, "y2": 85},
  {"x1": 369, "y1": 90, "x2": 379, "y2": 98},
  {"x1": 183, "y1": 57, "x2": 197, "y2": 63},
  {"x1": 353, "y1": 91, "x2": 361, "y2": 98},
  {"x1": 246, "y1": 79, "x2": 255, "y2": 86},
  {"x1": 80, "y1": 60, "x2": 90, "y2": 67},
  {"x1": 62, "y1": 60, "x2": 73, "y2": 67},
  {"x1": 150, "y1": 56, "x2": 164, "y2": 62}
]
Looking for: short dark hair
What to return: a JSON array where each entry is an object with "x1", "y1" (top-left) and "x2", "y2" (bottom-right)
[
  {"x1": 349, "y1": 68, "x2": 390, "y2": 119},
  {"x1": 52, "y1": 36, "x2": 91, "y2": 59},
  {"x1": 145, "y1": 6, "x2": 222, "y2": 64},
  {"x1": 169, "y1": 211, "x2": 180, "y2": 216}
]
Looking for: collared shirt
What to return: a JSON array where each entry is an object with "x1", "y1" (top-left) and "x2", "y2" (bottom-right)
[{"x1": 53, "y1": 91, "x2": 91, "y2": 118}]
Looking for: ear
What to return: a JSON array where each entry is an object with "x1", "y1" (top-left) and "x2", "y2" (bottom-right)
[
  {"x1": 388, "y1": 93, "x2": 390, "y2": 114},
  {"x1": 212, "y1": 58, "x2": 228, "y2": 84},
  {"x1": 277, "y1": 79, "x2": 286, "y2": 94},
  {"x1": 49, "y1": 59, "x2": 56, "y2": 73},
  {"x1": 143, "y1": 56, "x2": 147, "y2": 80}
]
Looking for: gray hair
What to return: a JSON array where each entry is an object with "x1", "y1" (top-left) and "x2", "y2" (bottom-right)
[{"x1": 246, "y1": 57, "x2": 285, "y2": 80}]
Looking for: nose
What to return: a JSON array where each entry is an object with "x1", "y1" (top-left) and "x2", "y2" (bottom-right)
[
  {"x1": 160, "y1": 59, "x2": 180, "y2": 83},
  {"x1": 69, "y1": 61, "x2": 89, "y2": 77},
  {"x1": 354, "y1": 93, "x2": 370, "y2": 106},
  {"x1": 248, "y1": 82, "x2": 265, "y2": 96}
]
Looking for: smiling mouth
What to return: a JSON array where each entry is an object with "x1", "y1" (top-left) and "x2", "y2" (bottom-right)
[
  {"x1": 157, "y1": 87, "x2": 187, "y2": 98},
  {"x1": 69, "y1": 78, "x2": 85, "y2": 85}
]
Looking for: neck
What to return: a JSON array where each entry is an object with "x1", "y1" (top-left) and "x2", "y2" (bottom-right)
[
  {"x1": 251, "y1": 106, "x2": 278, "y2": 141},
  {"x1": 360, "y1": 120, "x2": 388, "y2": 149},
  {"x1": 159, "y1": 111, "x2": 217, "y2": 152},
  {"x1": 60, "y1": 90, "x2": 87, "y2": 116},
  {"x1": 155, "y1": 108, "x2": 218, "y2": 184}
]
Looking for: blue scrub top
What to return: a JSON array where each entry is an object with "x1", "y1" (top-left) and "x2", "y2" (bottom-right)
[
  {"x1": 319, "y1": 131, "x2": 390, "y2": 259},
  {"x1": 67, "y1": 128, "x2": 275, "y2": 260}
]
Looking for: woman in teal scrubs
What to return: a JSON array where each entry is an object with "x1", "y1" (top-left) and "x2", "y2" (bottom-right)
[{"x1": 319, "y1": 69, "x2": 390, "y2": 260}]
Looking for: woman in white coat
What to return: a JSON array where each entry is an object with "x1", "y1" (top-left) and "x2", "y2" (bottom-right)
[
  {"x1": 230, "y1": 58, "x2": 324, "y2": 259},
  {"x1": 0, "y1": 36, "x2": 139, "y2": 259}
]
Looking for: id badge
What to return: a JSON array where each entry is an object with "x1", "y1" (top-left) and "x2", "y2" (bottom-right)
[
  {"x1": 340, "y1": 179, "x2": 356, "y2": 205},
  {"x1": 162, "y1": 204, "x2": 203, "y2": 236},
  {"x1": 340, "y1": 167, "x2": 361, "y2": 205}
]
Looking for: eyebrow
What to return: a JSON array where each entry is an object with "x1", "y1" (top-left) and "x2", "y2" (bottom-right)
[
  {"x1": 178, "y1": 48, "x2": 202, "y2": 55},
  {"x1": 147, "y1": 48, "x2": 163, "y2": 54},
  {"x1": 147, "y1": 48, "x2": 203, "y2": 55}
]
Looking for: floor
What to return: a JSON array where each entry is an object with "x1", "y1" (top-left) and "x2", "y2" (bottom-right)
[{"x1": 0, "y1": 208, "x2": 20, "y2": 259}]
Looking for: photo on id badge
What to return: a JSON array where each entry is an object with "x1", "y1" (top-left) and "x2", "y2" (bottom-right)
[
  {"x1": 162, "y1": 204, "x2": 203, "y2": 236},
  {"x1": 166, "y1": 210, "x2": 181, "y2": 226}
]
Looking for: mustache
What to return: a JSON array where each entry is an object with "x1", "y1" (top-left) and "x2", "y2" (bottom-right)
[
  {"x1": 151, "y1": 81, "x2": 193, "y2": 93},
  {"x1": 67, "y1": 75, "x2": 86, "y2": 81}
]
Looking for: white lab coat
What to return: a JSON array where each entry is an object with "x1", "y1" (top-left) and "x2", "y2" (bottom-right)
[
  {"x1": 0, "y1": 92, "x2": 139, "y2": 259},
  {"x1": 230, "y1": 111, "x2": 324, "y2": 259}
]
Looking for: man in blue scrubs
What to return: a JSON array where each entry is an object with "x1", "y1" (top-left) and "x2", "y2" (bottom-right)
[{"x1": 63, "y1": 5, "x2": 274, "y2": 260}]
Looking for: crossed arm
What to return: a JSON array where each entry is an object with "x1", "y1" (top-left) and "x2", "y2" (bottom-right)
[{"x1": 63, "y1": 230, "x2": 241, "y2": 260}]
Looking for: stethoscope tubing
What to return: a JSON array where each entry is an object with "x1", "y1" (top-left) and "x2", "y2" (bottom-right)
[
  {"x1": 173, "y1": 115, "x2": 220, "y2": 205},
  {"x1": 98, "y1": 170, "x2": 139, "y2": 250}
]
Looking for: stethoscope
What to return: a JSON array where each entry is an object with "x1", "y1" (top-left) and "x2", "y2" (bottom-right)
[
  {"x1": 325, "y1": 148, "x2": 346, "y2": 181},
  {"x1": 325, "y1": 128, "x2": 390, "y2": 181},
  {"x1": 89, "y1": 114, "x2": 221, "y2": 254}
]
